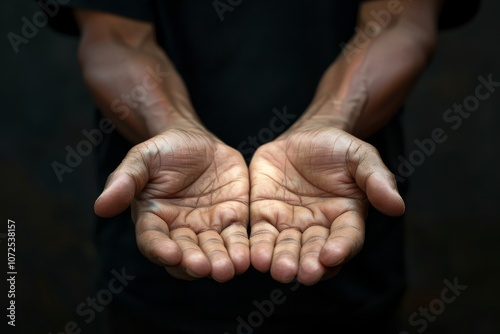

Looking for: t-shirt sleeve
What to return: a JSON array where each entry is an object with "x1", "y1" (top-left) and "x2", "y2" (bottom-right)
[
  {"x1": 41, "y1": 0, "x2": 154, "y2": 36},
  {"x1": 439, "y1": 0, "x2": 481, "y2": 30}
]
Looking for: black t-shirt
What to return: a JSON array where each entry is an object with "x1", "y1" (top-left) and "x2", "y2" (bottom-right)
[{"x1": 46, "y1": 1, "x2": 480, "y2": 333}]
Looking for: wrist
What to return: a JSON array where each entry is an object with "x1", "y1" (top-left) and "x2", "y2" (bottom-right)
[
  {"x1": 290, "y1": 115, "x2": 353, "y2": 135},
  {"x1": 286, "y1": 89, "x2": 367, "y2": 137},
  {"x1": 139, "y1": 97, "x2": 207, "y2": 136}
]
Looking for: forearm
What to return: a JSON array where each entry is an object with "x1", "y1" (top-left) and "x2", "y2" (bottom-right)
[
  {"x1": 289, "y1": 0, "x2": 443, "y2": 139},
  {"x1": 75, "y1": 9, "x2": 205, "y2": 144}
]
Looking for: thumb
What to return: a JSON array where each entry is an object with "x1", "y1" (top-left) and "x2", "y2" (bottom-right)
[
  {"x1": 348, "y1": 142, "x2": 405, "y2": 216},
  {"x1": 94, "y1": 147, "x2": 150, "y2": 218}
]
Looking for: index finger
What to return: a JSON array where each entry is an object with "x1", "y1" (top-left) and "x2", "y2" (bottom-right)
[
  {"x1": 319, "y1": 210, "x2": 366, "y2": 267},
  {"x1": 133, "y1": 207, "x2": 183, "y2": 267}
]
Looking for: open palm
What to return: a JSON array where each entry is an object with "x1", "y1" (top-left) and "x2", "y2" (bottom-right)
[
  {"x1": 94, "y1": 128, "x2": 250, "y2": 282},
  {"x1": 249, "y1": 126, "x2": 405, "y2": 285}
]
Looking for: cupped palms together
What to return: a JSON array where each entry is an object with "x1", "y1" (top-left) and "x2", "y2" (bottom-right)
[
  {"x1": 249, "y1": 126, "x2": 405, "y2": 285},
  {"x1": 94, "y1": 126, "x2": 404, "y2": 284}
]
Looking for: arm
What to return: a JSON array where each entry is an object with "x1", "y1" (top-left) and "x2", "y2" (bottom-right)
[
  {"x1": 291, "y1": 0, "x2": 443, "y2": 138},
  {"x1": 74, "y1": 9, "x2": 203, "y2": 143},
  {"x1": 249, "y1": 0, "x2": 444, "y2": 285},
  {"x1": 75, "y1": 9, "x2": 250, "y2": 282}
]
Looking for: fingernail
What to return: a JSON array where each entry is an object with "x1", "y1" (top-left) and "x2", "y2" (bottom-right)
[{"x1": 186, "y1": 268, "x2": 203, "y2": 278}]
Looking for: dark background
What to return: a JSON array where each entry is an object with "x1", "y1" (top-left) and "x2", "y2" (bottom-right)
[{"x1": 1, "y1": 1, "x2": 499, "y2": 333}]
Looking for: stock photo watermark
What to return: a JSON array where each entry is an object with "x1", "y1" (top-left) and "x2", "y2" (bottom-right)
[
  {"x1": 224, "y1": 280, "x2": 301, "y2": 334},
  {"x1": 400, "y1": 277, "x2": 468, "y2": 334},
  {"x1": 109, "y1": 65, "x2": 170, "y2": 120},
  {"x1": 48, "y1": 267, "x2": 135, "y2": 334},
  {"x1": 213, "y1": 0, "x2": 244, "y2": 22},
  {"x1": 237, "y1": 105, "x2": 297, "y2": 162},
  {"x1": 7, "y1": 0, "x2": 71, "y2": 54},
  {"x1": 5, "y1": 219, "x2": 17, "y2": 327},
  {"x1": 395, "y1": 73, "x2": 499, "y2": 183},
  {"x1": 340, "y1": 0, "x2": 404, "y2": 63},
  {"x1": 51, "y1": 65, "x2": 170, "y2": 183}
]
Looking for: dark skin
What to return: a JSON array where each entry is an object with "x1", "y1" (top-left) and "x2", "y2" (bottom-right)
[{"x1": 76, "y1": 0, "x2": 443, "y2": 284}]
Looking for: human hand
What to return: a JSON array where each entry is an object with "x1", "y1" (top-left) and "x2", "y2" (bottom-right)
[
  {"x1": 94, "y1": 127, "x2": 250, "y2": 282},
  {"x1": 249, "y1": 125, "x2": 405, "y2": 285}
]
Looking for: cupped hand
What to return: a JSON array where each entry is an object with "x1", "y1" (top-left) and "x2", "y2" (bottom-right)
[
  {"x1": 249, "y1": 126, "x2": 405, "y2": 285},
  {"x1": 94, "y1": 128, "x2": 250, "y2": 282}
]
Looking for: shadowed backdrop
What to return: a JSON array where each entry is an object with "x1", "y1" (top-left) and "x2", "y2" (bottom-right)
[{"x1": 1, "y1": 1, "x2": 499, "y2": 333}]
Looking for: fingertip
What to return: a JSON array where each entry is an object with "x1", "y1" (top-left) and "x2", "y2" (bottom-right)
[
  {"x1": 186, "y1": 268, "x2": 207, "y2": 279},
  {"x1": 383, "y1": 188, "x2": 406, "y2": 217},
  {"x1": 249, "y1": 222, "x2": 278, "y2": 273},
  {"x1": 154, "y1": 239, "x2": 183, "y2": 267},
  {"x1": 211, "y1": 259, "x2": 236, "y2": 283},
  {"x1": 270, "y1": 257, "x2": 298, "y2": 283},
  {"x1": 222, "y1": 223, "x2": 251, "y2": 275},
  {"x1": 231, "y1": 250, "x2": 251, "y2": 275},
  {"x1": 319, "y1": 239, "x2": 349, "y2": 267},
  {"x1": 297, "y1": 258, "x2": 325, "y2": 286},
  {"x1": 366, "y1": 173, "x2": 406, "y2": 217},
  {"x1": 250, "y1": 245, "x2": 273, "y2": 273},
  {"x1": 93, "y1": 191, "x2": 114, "y2": 218},
  {"x1": 93, "y1": 195, "x2": 104, "y2": 217},
  {"x1": 394, "y1": 191, "x2": 406, "y2": 215},
  {"x1": 93, "y1": 174, "x2": 136, "y2": 218},
  {"x1": 185, "y1": 252, "x2": 212, "y2": 278}
]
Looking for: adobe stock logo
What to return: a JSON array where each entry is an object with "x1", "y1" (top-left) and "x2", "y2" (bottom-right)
[
  {"x1": 48, "y1": 267, "x2": 135, "y2": 334},
  {"x1": 51, "y1": 64, "x2": 170, "y2": 183},
  {"x1": 340, "y1": 0, "x2": 404, "y2": 63},
  {"x1": 224, "y1": 280, "x2": 301, "y2": 334},
  {"x1": 51, "y1": 118, "x2": 115, "y2": 183},
  {"x1": 7, "y1": 0, "x2": 70, "y2": 54},
  {"x1": 395, "y1": 74, "x2": 499, "y2": 183},
  {"x1": 400, "y1": 277, "x2": 468, "y2": 334},
  {"x1": 237, "y1": 106, "x2": 297, "y2": 162},
  {"x1": 213, "y1": 0, "x2": 244, "y2": 22}
]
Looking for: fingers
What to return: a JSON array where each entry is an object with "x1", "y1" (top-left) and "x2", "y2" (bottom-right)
[
  {"x1": 198, "y1": 230, "x2": 236, "y2": 282},
  {"x1": 250, "y1": 211, "x2": 365, "y2": 285},
  {"x1": 94, "y1": 146, "x2": 150, "y2": 218},
  {"x1": 134, "y1": 210, "x2": 183, "y2": 267},
  {"x1": 295, "y1": 211, "x2": 365, "y2": 285},
  {"x1": 347, "y1": 141, "x2": 405, "y2": 216},
  {"x1": 166, "y1": 224, "x2": 250, "y2": 282},
  {"x1": 250, "y1": 222, "x2": 279, "y2": 273},
  {"x1": 271, "y1": 229, "x2": 302, "y2": 283},
  {"x1": 135, "y1": 202, "x2": 250, "y2": 282},
  {"x1": 250, "y1": 222, "x2": 302, "y2": 283},
  {"x1": 297, "y1": 226, "x2": 329, "y2": 286},
  {"x1": 134, "y1": 207, "x2": 212, "y2": 280},
  {"x1": 319, "y1": 210, "x2": 365, "y2": 267},
  {"x1": 221, "y1": 223, "x2": 250, "y2": 276}
]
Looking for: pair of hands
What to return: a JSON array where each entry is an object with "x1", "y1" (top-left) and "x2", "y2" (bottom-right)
[{"x1": 94, "y1": 121, "x2": 405, "y2": 286}]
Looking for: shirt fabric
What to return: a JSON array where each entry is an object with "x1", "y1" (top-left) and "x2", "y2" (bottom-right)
[{"x1": 46, "y1": 1, "x2": 480, "y2": 333}]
